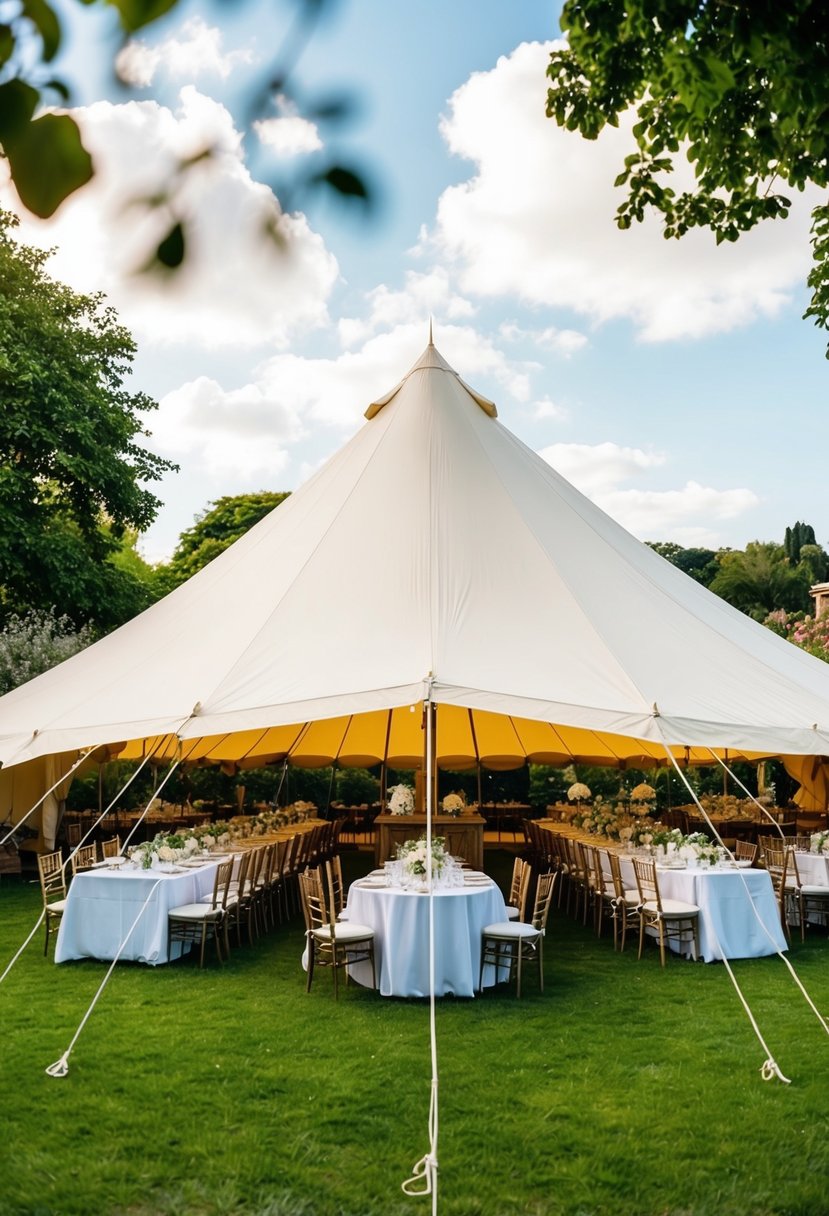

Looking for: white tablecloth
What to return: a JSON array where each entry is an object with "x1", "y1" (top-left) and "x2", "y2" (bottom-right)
[
  {"x1": 55, "y1": 863, "x2": 220, "y2": 965},
  {"x1": 618, "y1": 859, "x2": 786, "y2": 962},
  {"x1": 345, "y1": 877, "x2": 507, "y2": 997},
  {"x1": 792, "y1": 851, "x2": 829, "y2": 886}
]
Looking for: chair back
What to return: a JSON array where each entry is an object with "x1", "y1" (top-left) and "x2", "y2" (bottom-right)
[
  {"x1": 632, "y1": 858, "x2": 661, "y2": 910},
  {"x1": 735, "y1": 839, "x2": 758, "y2": 864},
  {"x1": 325, "y1": 856, "x2": 346, "y2": 918},
  {"x1": 274, "y1": 838, "x2": 290, "y2": 881},
  {"x1": 234, "y1": 848, "x2": 253, "y2": 897},
  {"x1": 299, "y1": 867, "x2": 330, "y2": 934},
  {"x1": 330, "y1": 816, "x2": 347, "y2": 851},
  {"x1": 785, "y1": 846, "x2": 803, "y2": 890},
  {"x1": 38, "y1": 850, "x2": 66, "y2": 905},
  {"x1": 529, "y1": 871, "x2": 557, "y2": 931},
  {"x1": 582, "y1": 843, "x2": 606, "y2": 896},
  {"x1": 608, "y1": 852, "x2": 630, "y2": 901},
  {"x1": 508, "y1": 857, "x2": 526, "y2": 907},
  {"x1": 101, "y1": 836, "x2": 121, "y2": 858},
  {"x1": 64, "y1": 822, "x2": 82, "y2": 847},
  {"x1": 211, "y1": 859, "x2": 234, "y2": 910},
  {"x1": 793, "y1": 835, "x2": 812, "y2": 852},
  {"x1": 70, "y1": 843, "x2": 98, "y2": 875},
  {"x1": 764, "y1": 844, "x2": 789, "y2": 896},
  {"x1": 596, "y1": 847, "x2": 615, "y2": 892},
  {"x1": 246, "y1": 845, "x2": 265, "y2": 889}
]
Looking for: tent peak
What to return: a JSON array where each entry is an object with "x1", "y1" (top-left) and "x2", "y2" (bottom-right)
[{"x1": 364, "y1": 342, "x2": 497, "y2": 420}]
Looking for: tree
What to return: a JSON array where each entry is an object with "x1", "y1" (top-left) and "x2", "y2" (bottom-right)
[
  {"x1": 784, "y1": 520, "x2": 818, "y2": 563},
  {"x1": 709, "y1": 541, "x2": 811, "y2": 620},
  {"x1": 546, "y1": 2, "x2": 829, "y2": 355},
  {"x1": 0, "y1": 211, "x2": 176, "y2": 629},
  {"x1": 0, "y1": 0, "x2": 370, "y2": 270},
  {"x1": 159, "y1": 491, "x2": 291, "y2": 590},
  {"x1": 647, "y1": 541, "x2": 720, "y2": 587}
]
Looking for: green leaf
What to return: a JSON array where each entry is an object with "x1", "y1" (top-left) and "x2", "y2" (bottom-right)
[
  {"x1": 22, "y1": 0, "x2": 61, "y2": 63},
  {"x1": 0, "y1": 24, "x2": 14, "y2": 69},
  {"x1": 314, "y1": 165, "x2": 370, "y2": 205},
  {"x1": 0, "y1": 79, "x2": 39, "y2": 145},
  {"x1": 43, "y1": 77, "x2": 71, "y2": 103},
  {"x1": 155, "y1": 222, "x2": 185, "y2": 268},
  {"x1": 5, "y1": 113, "x2": 93, "y2": 217},
  {"x1": 107, "y1": 0, "x2": 180, "y2": 33}
]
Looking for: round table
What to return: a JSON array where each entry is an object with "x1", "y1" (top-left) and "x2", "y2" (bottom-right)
[{"x1": 345, "y1": 876, "x2": 507, "y2": 997}]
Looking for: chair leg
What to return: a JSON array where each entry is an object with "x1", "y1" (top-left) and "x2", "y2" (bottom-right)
[
  {"x1": 515, "y1": 942, "x2": 523, "y2": 998},
  {"x1": 537, "y1": 938, "x2": 544, "y2": 995},
  {"x1": 306, "y1": 936, "x2": 314, "y2": 993},
  {"x1": 658, "y1": 922, "x2": 666, "y2": 968}
]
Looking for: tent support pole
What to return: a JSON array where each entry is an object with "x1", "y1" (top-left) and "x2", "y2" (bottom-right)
[{"x1": 403, "y1": 682, "x2": 439, "y2": 1208}]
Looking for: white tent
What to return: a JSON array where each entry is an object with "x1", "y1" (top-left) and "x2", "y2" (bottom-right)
[{"x1": 2, "y1": 341, "x2": 829, "y2": 814}]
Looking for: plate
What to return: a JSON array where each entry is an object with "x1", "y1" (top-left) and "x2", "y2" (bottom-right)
[
  {"x1": 355, "y1": 878, "x2": 387, "y2": 889},
  {"x1": 91, "y1": 857, "x2": 125, "y2": 868}
]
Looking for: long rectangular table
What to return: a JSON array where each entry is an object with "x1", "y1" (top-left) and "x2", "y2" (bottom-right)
[{"x1": 55, "y1": 862, "x2": 221, "y2": 965}]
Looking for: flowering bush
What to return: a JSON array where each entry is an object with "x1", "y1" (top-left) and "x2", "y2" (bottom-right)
[
  {"x1": 388, "y1": 784, "x2": 415, "y2": 815},
  {"x1": 0, "y1": 609, "x2": 95, "y2": 695},
  {"x1": 763, "y1": 610, "x2": 829, "y2": 664}
]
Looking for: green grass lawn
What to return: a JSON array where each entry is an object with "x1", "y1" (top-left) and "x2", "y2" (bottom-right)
[{"x1": 2, "y1": 852, "x2": 829, "y2": 1216}]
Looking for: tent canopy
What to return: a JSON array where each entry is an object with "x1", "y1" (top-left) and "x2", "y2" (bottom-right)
[{"x1": 1, "y1": 340, "x2": 829, "y2": 791}]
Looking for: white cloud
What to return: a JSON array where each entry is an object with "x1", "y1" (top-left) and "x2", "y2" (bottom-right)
[
  {"x1": 337, "y1": 268, "x2": 476, "y2": 349},
  {"x1": 531, "y1": 397, "x2": 567, "y2": 421},
  {"x1": 538, "y1": 441, "x2": 758, "y2": 540},
  {"x1": 599, "y1": 482, "x2": 760, "y2": 540},
  {"x1": 0, "y1": 89, "x2": 338, "y2": 348},
  {"x1": 254, "y1": 94, "x2": 323, "y2": 157},
  {"x1": 254, "y1": 115, "x2": 323, "y2": 156},
  {"x1": 499, "y1": 319, "x2": 588, "y2": 356},
  {"x1": 152, "y1": 376, "x2": 306, "y2": 478},
  {"x1": 430, "y1": 40, "x2": 818, "y2": 342},
  {"x1": 116, "y1": 17, "x2": 254, "y2": 87},
  {"x1": 540, "y1": 441, "x2": 666, "y2": 495}
]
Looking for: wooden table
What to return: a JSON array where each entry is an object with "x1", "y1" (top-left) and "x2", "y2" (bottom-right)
[{"x1": 374, "y1": 814, "x2": 485, "y2": 870}]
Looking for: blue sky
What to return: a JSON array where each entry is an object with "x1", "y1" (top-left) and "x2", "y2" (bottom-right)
[{"x1": 3, "y1": 0, "x2": 826, "y2": 560}]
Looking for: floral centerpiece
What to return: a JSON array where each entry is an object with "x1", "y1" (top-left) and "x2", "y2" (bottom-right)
[
  {"x1": 810, "y1": 831, "x2": 829, "y2": 855},
  {"x1": 395, "y1": 835, "x2": 448, "y2": 887},
  {"x1": 442, "y1": 792, "x2": 466, "y2": 818},
  {"x1": 567, "y1": 782, "x2": 592, "y2": 804},
  {"x1": 388, "y1": 783, "x2": 415, "y2": 816},
  {"x1": 629, "y1": 783, "x2": 656, "y2": 814}
]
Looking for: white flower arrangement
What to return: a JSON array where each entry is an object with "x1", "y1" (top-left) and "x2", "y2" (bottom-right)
[
  {"x1": 629, "y1": 783, "x2": 656, "y2": 802},
  {"x1": 388, "y1": 784, "x2": 415, "y2": 815},
  {"x1": 442, "y1": 792, "x2": 465, "y2": 817},
  {"x1": 567, "y1": 782, "x2": 592, "y2": 803},
  {"x1": 395, "y1": 835, "x2": 448, "y2": 884},
  {"x1": 810, "y1": 831, "x2": 829, "y2": 855}
]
